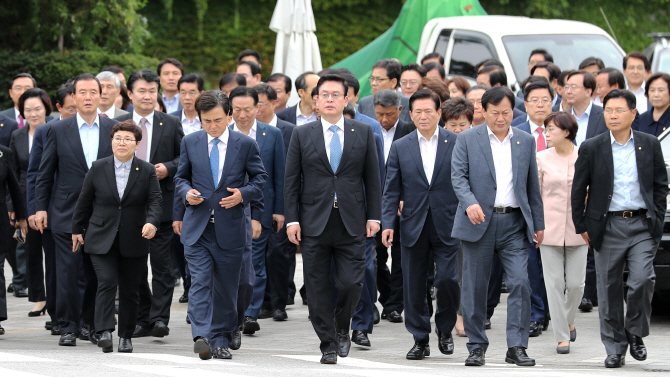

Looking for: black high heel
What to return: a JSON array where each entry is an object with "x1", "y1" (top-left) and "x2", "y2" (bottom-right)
[{"x1": 28, "y1": 306, "x2": 47, "y2": 317}]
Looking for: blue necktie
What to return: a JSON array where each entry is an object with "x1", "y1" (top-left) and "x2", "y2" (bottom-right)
[
  {"x1": 210, "y1": 138, "x2": 220, "y2": 186},
  {"x1": 329, "y1": 125, "x2": 341, "y2": 173}
]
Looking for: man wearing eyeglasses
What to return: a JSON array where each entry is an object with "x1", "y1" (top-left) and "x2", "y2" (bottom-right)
[
  {"x1": 565, "y1": 70, "x2": 608, "y2": 146},
  {"x1": 357, "y1": 59, "x2": 412, "y2": 123},
  {"x1": 572, "y1": 89, "x2": 668, "y2": 368}
]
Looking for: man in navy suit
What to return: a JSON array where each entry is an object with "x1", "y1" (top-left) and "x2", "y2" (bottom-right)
[
  {"x1": 174, "y1": 90, "x2": 266, "y2": 360},
  {"x1": 381, "y1": 90, "x2": 460, "y2": 360},
  {"x1": 35, "y1": 73, "x2": 119, "y2": 346},
  {"x1": 227, "y1": 86, "x2": 286, "y2": 332},
  {"x1": 0, "y1": 115, "x2": 18, "y2": 147},
  {"x1": 276, "y1": 72, "x2": 320, "y2": 126}
]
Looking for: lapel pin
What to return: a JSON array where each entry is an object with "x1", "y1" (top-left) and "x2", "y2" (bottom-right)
[
  {"x1": 639, "y1": 147, "x2": 642, "y2": 150},
  {"x1": 517, "y1": 141, "x2": 520, "y2": 144},
  {"x1": 136, "y1": 167, "x2": 139, "y2": 171},
  {"x1": 160, "y1": 122, "x2": 163, "y2": 126},
  {"x1": 0, "y1": 124, "x2": 3, "y2": 127},
  {"x1": 351, "y1": 128, "x2": 354, "y2": 132},
  {"x1": 263, "y1": 132, "x2": 266, "y2": 136},
  {"x1": 444, "y1": 140, "x2": 448, "y2": 143}
]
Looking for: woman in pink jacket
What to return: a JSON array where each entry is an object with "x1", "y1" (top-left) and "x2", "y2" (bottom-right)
[{"x1": 537, "y1": 112, "x2": 588, "y2": 355}]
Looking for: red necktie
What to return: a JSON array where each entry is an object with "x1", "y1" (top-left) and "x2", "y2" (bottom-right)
[
  {"x1": 100, "y1": 113, "x2": 108, "y2": 118},
  {"x1": 537, "y1": 127, "x2": 546, "y2": 151},
  {"x1": 18, "y1": 114, "x2": 24, "y2": 128}
]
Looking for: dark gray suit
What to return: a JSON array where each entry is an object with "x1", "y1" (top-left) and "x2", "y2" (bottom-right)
[
  {"x1": 358, "y1": 94, "x2": 411, "y2": 123},
  {"x1": 451, "y1": 124, "x2": 544, "y2": 352}
]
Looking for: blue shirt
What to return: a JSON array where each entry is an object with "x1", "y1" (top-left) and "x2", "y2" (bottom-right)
[
  {"x1": 76, "y1": 113, "x2": 100, "y2": 169},
  {"x1": 571, "y1": 101, "x2": 593, "y2": 146},
  {"x1": 609, "y1": 131, "x2": 646, "y2": 211},
  {"x1": 113, "y1": 156, "x2": 131, "y2": 200},
  {"x1": 162, "y1": 93, "x2": 180, "y2": 114}
]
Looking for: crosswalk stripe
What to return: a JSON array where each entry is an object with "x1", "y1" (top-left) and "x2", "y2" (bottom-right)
[
  {"x1": 113, "y1": 352, "x2": 248, "y2": 365},
  {"x1": 273, "y1": 355, "x2": 428, "y2": 369},
  {"x1": 0, "y1": 367, "x2": 50, "y2": 377},
  {"x1": 107, "y1": 365, "x2": 249, "y2": 377},
  {"x1": 0, "y1": 352, "x2": 63, "y2": 363}
]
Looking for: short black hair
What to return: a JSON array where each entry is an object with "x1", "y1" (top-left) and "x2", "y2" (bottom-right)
[
  {"x1": 544, "y1": 111, "x2": 578, "y2": 141},
  {"x1": 465, "y1": 85, "x2": 488, "y2": 96},
  {"x1": 623, "y1": 51, "x2": 651, "y2": 72},
  {"x1": 315, "y1": 74, "x2": 348, "y2": 96},
  {"x1": 157, "y1": 58, "x2": 184, "y2": 76},
  {"x1": 266, "y1": 73, "x2": 292, "y2": 93},
  {"x1": 523, "y1": 80, "x2": 555, "y2": 101},
  {"x1": 55, "y1": 82, "x2": 74, "y2": 106},
  {"x1": 476, "y1": 59, "x2": 503, "y2": 73},
  {"x1": 237, "y1": 49, "x2": 261, "y2": 64},
  {"x1": 238, "y1": 61, "x2": 261, "y2": 76},
  {"x1": 441, "y1": 97, "x2": 474, "y2": 123},
  {"x1": 111, "y1": 119, "x2": 143, "y2": 142},
  {"x1": 341, "y1": 74, "x2": 360, "y2": 96},
  {"x1": 343, "y1": 102, "x2": 356, "y2": 118},
  {"x1": 18, "y1": 88, "x2": 52, "y2": 118},
  {"x1": 409, "y1": 89, "x2": 441, "y2": 112},
  {"x1": 598, "y1": 68, "x2": 626, "y2": 90},
  {"x1": 421, "y1": 52, "x2": 444, "y2": 65},
  {"x1": 566, "y1": 70, "x2": 596, "y2": 94},
  {"x1": 102, "y1": 66, "x2": 124, "y2": 75},
  {"x1": 254, "y1": 84, "x2": 277, "y2": 101},
  {"x1": 196, "y1": 90, "x2": 232, "y2": 117},
  {"x1": 127, "y1": 69, "x2": 161, "y2": 92},
  {"x1": 557, "y1": 70, "x2": 574, "y2": 87},
  {"x1": 372, "y1": 59, "x2": 402, "y2": 87},
  {"x1": 219, "y1": 73, "x2": 246, "y2": 89},
  {"x1": 529, "y1": 48, "x2": 553, "y2": 63},
  {"x1": 489, "y1": 69, "x2": 508, "y2": 87},
  {"x1": 178, "y1": 73, "x2": 204, "y2": 92},
  {"x1": 402, "y1": 63, "x2": 427, "y2": 78},
  {"x1": 295, "y1": 71, "x2": 317, "y2": 92},
  {"x1": 311, "y1": 86, "x2": 319, "y2": 97},
  {"x1": 10, "y1": 73, "x2": 36, "y2": 89},
  {"x1": 602, "y1": 89, "x2": 636, "y2": 110},
  {"x1": 578, "y1": 56, "x2": 605, "y2": 70},
  {"x1": 73, "y1": 73, "x2": 102, "y2": 93},
  {"x1": 481, "y1": 86, "x2": 515, "y2": 110},
  {"x1": 423, "y1": 62, "x2": 445, "y2": 79},
  {"x1": 646, "y1": 73, "x2": 670, "y2": 99},
  {"x1": 229, "y1": 86, "x2": 259, "y2": 106},
  {"x1": 530, "y1": 61, "x2": 561, "y2": 81}
]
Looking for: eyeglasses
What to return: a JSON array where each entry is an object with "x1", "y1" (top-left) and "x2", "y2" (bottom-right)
[
  {"x1": 369, "y1": 76, "x2": 389, "y2": 83},
  {"x1": 319, "y1": 92, "x2": 343, "y2": 100},
  {"x1": 112, "y1": 137, "x2": 137, "y2": 144},
  {"x1": 526, "y1": 98, "x2": 552, "y2": 106},
  {"x1": 257, "y1": 101, "x2": 274, "y2": 109},
  {"x1": 564, "y1": 85, "x2": 583, "y2": 92},
  {"x1": 179, "y1": 91, "x2": 200, "y2": 98},
  {"x1": 62, "y1": 107, "x2": 77, "y2": 114},
  {"x1": 604, "y1": 108, "x2": 630, "y2": 115},
  {"x1": 400, "y1": 80, "x2": 420, "y2": 86}
]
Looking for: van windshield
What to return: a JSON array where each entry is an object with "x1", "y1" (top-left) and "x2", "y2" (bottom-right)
[
  {"x1": 502, "y1": 34, "x2": 624, "y2": 84},
  {"x1": 656, "y1": 49, "x2": 670, "y2": 74}
]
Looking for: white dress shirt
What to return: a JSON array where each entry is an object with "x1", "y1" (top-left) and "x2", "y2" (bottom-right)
[
  {"x1": 381, "y1": 121, "x2": 397, "y2": 163},
  {"x1": 269, "y1": 115, "x2": 278, "y2": 127},
  {"x1": 98, "y1": 105, "x2": 116, "y2": 119},
  {"x1": 296, "y1": 102, "x2": 317, "y2": 126},
  {"x1": 627, "y1": 81, "x2": 648, "y2": 114},
  {"x1": 417, "y1": 127, "x2": 439, "y2": 185},
  {"x1": 76, "y1": 113, "x2": 100, "y2": 169},
  {"x1": 487, "y1": 125, "x2": 519, "y2": 208},
  {"x1": 529, "y1": 119, "x2": 546, "y2": 146},
  {"x1": 133, "y1": 111, "x2": 155, "y2": 161},
  {"x1": 207, "y1": 128, "x2": 229, "y2": 187},
  {"x1": 13, "y1": 107, "x2": 20, "y2": 124},
  {"x1": 181, "y1": 110, "x2": 202, "y2": 135},
  {"x1": 232, "y1": 120, "x2": 257, "y2": 140}
]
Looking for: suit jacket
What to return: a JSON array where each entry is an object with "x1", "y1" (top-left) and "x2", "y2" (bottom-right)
[
  {"x1": 8, "y1": 126, "x2": 30, "y2": 210},
  {"x1": 35, "y1": 116, "x2": 117, "y2": 233},
  {"x1": 284, "y1": 117, "x2": 382, "y2": 237},
  {"x1": 383, "y1": 127, "x2": 459, "y2": 247},
  {"x1": 0, "y1": 108, "x2": 52, "y2": 123},
  {"x1": 276, "y1": 118, "x2": 296, "y2": 157},
  {"x1": 635, "y1": 108, "x2": 670, "y2": 137},
  {"x1": 276, "y1": 104, "x2": 298, "y2": 125},
  {"x1": 0, "y1": 145, "x2": 27, "y2": 227},
  {"x1": 358, "y1": 94, "x2": 411, "y2": 123},
  {"x1": 584, "y1": 105, "x2": 608, "y2": 140},
  {"x1": 115, "y1": 111, "x2": 184, "y2": 222},
  {"x1": 169, "y1": 109, "x2": 182, "y2": 121},
  {"x1": 174, "y1": 130, "x2": 267, "y2": 249},
  {"x1": 71, "y1": 156, "x2": 162, "y2": 257},
  {"x1": 114, "y1": 107, "x2": 129, "y2": 118},
  {"x1": 511, "y1": 115, "x2": 528, "y2": 128},
  {"x1": 451, "y1": 124, "x2": 544, "y2": 243},
  {"x1": 26, "y1": 123, "x2": 51, "y2": 216},
  {"x1": 0, "y1": 114, "x2": 18, "y2": 147},
  {"x1": 571, "y1": 131, "x2": 668, "y2": 250}
]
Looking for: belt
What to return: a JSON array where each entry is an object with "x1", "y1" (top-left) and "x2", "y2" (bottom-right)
[
  {"x1": 493, "y1": 206, "x2": 520, "y2": 214},
  {"x1": 607, "y1": 209, "x2": 646, "y2": 218},
  {"x1": 209, "y1": 215, "x2": 216, "y2": 223}
]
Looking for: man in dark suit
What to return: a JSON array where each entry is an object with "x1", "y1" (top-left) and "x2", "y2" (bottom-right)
[
  {"x1": 115, "y1": 69, "x2": 184, "y2": 338},
  {"x1": 35, "y1": 73, "x2": 118, "y2": 346},
  {"x1": 0, "y1": 115, "x2": 18, "y2": 147},
  {"x1": 572, "y1": 90, "x2": 668, "y2": 368},
  {"x1": 276, "y1": 72, "x2": 320, "y2": 126},
  {"x1": 284, "y1": 74, "x2": 382, "y2": 364},
  {"x1": 382, "y1": 89, "x2": 460, "y2": 360},
  {"x1": 175, "y1": 90, "x2": 266, "y2": 360},
  {"x1": 372, "y1": 89, "x2": 406, "y2": 323},
  {"x1": 357, "y1": 59, "x2": 411, "y2": 123},
  {"x1": 451, "y1": 87, "x2": 544, "y2": 367}
]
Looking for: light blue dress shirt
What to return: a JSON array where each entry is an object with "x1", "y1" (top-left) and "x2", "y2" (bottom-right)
[
  {"x1": 76, "y1": 113, "x2": 100, "y2": 169},
  {"x1": 113, "y1": 156, "x2": 131, "y2": 200},
  {"x1": 609, "y1": 131, "x2": 646, "y2": 211},
  {"x1": 162, "y1": 93, "x2": 180, "y2": 114},
  {"x1": 571, "y1": 101, "x2": 593, "y2": 146}
]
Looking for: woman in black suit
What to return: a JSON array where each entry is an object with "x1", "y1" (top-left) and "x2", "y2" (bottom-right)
[
  {"x1": 637, "y1": 73, "x2": 670, "y2": 137},
  {"x1": 71, "y1": 120, "x2": 162, "y2": 353},
  {"x1": 10, "y1": 88, "x2": 51, "y2": 316},
  {"x1": 0, "y1": 144, "x2": 28, "y2": 335}
]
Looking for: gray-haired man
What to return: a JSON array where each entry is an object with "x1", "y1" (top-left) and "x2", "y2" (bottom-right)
[{"x1": 96, "y1": 71, "x2": 129, "y2": 119}]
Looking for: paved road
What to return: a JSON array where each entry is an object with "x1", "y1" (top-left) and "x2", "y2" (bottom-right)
[{"x1": 2, "y1": 255, "x2": 670, "y2": 377}]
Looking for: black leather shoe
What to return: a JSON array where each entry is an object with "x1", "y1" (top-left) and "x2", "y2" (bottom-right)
[
  {"x1": 0, "y1": 326, "x2": 4, "y2": 335},
  {"x1": 272, "y1": 308, "x2": 288, "y2": 321},
  {"x1": 605, "y1": 354, "x2": 625, "y2": 368},
  {"x1": 381, "y1": 311, "x2": 387, "y2": 320},
  {"x1": 287, "y1": 295, "x2": 295, "y2": 306},
  {"x1": 373, "y1": 306, "x2": 380, "y2": 325},
  {"x1": 542, "y1": 316, "x2": 550, "y2": 331},
  {"x1": 626, "y1": 330, "x2": 647, "y2": 361},
  {"x1": 352, "y1": 330, "x2": 371, "y2": 347},
  {"x1": 578, "y1": 298, "x2": 593, "y2": 312},
  {"x1": 436, "y1": 329, "x2": 454, "y2": 355},
  {"x1": 387, "y1": 311, "x2": 403, "y2": 323},
  {"x1": 132, "y1": 325, "x2": 152, "y2": 338},
  {"x1": 13, "y1": 288, "x2": 28, "y2": 298},
  {"x1": 118, "y1": 338, "x2": 133, "y2": 353},
  {"x1": 258, "y1": 308, "x2": 273, "y2": 319},
  {"x1": 178, "y1": 292, "x2": 188, "y2": 303},
  {"x1": 59, "y1": 333, "x2": 77, "y2": 346},
  {"x1": 406, "y1": 343, "x2": 430, "y2": 360},
  {"x1": 500, "y1": 280, "x2": 508, "y2": 293},
  {"x1": 213, "y1": 347, "x2": 233, "y2": 359},
  {"x1": 242, "y1": 316, "x2": 260, "y2": 334},
  {"x1": 45, "y1": 321, "x2": 53, "y2": 330},
  {"x1": 485, "y1": 318, "x2": 491, "y2": 329},
  {"x1": 230, "y1": 327, "x2": 242, "y2": 350},
  {"x1": 570, "y1": 327, "x2": 577, "y2": 342},
  {"x1": 194, "y1": 337, "x2": 212, "y2": 360},
  {"x1": 505, "y1": 346, "x2": 535, "y2": 366},
  {"x1": 186, "y1": 315, "x2": 191, "y2": 324},
  {"x1": 152, "y1": 321, "x2": 170, "y2": 337},
  {"x1": 336, "y1": 330, "x2": 351, "y2": 357},
  {"x1": 79, "y1": 326, "x2": 90, "y2": 340},
  {"x1": 320, "y1": 352, "x2": 337, "y2": 364},
  {"x1": 28, "y1": 306, "x2": 47, "y2": 317},
  {"x1": 51, "y1": 326, "x2": 60, "y2": 336},
  {"x1": 529, "y1": 321, "x2": 542, "y2": 337},
  {"x1": 89, "y1": 328, "x2": 101, "y2": 345},
  {"x1": 98, "y1": 331, "x2": 113, "y2": 353},
  {"x1": 7, "y1": 283, "x2": 14, "y2": 293}
]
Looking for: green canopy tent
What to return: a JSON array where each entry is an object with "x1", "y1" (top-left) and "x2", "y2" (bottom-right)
[{"x1": 332, "y1": 0, "x2": 486, "y2": 98}]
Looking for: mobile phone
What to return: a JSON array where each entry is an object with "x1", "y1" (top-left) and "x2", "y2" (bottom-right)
[
  {"x1": 272, "y1": 219, "x2": 278, "y2": 232},
  {"x1": 13, "y1": 228, "x2": 25, "y2": 244},
  {"x1": 188, "y1": 192, "x2": 207, "y2": 200},
  {"x1": 74, "y1": 240, "x2": 82, "y2": 253}
]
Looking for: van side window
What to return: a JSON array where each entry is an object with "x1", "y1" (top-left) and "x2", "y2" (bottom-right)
[{"x1": 449, "y1": 31, "x2": 497, "y2": 79}]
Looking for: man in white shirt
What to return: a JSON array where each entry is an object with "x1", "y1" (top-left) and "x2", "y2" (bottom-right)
[
  {"x1": 623, "y1": 52, "x2": 652, "y2": 114},
  {"x1": 96, "y1": 71, "x2": 128, "y2": 119},
  {"x1": 276, "y1": 72, "x2": 320, "y2": 126},
  {"x1": 1, "y1": 73, "x2": 36, "y2": 126},
  {"x1": 565, "y1": 71, "x2": 608, "y2": 146},
  {"x1": 171, "y1": 73, "x2": 204, "y2": 136}
]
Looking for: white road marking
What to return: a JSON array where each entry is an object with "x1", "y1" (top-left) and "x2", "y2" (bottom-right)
[
  {"x1": 107, "y1": 365, "x2": 249, "y2": 377},
  {"x1": 0, "y1": 367, "x2": 50, "y2": 377},
  {"x1": 274, "y1": 354, "x2": 428, "y2": 369},
  {"x1": 0, "y1": 352, "x2": 63, "y2": 363},
  {"x1": 113, "y1": 352, "x2": 248, "y2": 365}
]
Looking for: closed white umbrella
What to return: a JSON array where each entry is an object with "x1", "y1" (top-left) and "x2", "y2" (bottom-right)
[{"x1": 270, "y1": 0, "x2": 323, "y2": 107}]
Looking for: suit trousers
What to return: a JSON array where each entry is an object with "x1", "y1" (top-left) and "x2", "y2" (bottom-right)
[
  {"x1": 137, "y1": 222, "x2": 175, "y2": 327},
  {"x1": 25, "y1": 227, "x2": 46, "y2": 302},
  {"x1": 236, "y1": 217, "x2": 255, "y2": 329},
  {"x1": 185, "y1": 223, "x2": 244, "y2": 349},
  {"x1": 461, "y1": 211, "x2": 531, "y2": 352},
  {"x1": 301, "y1": 208, "x2": 366, "y2": 354},
  {"x1": 583, "y1": 248, "x2": 598, "y2": 303},
  {"x1": 42, "y1": 230, "x2": 57, "y2": 323},
  {"x1": 245, "y1": 226, "x2": 271, "y2": 319},
  {"x1": 265, "y1": 224, "x2": 291, "y2": 310},
  {"x1": 540, "y1": 244, "x2": 588, "y2": 343},
  {"x1": 402, "y1": 211, "x2": 459, "y2": 344},
  {"x1": 0, "y1": 233, "x2": 7, "y2": 321},
  {"x1": 171, "y1": 235, "x2": 190, "y2": 294},
  {"x1": 5, "y1": 225, "x2": 25, "y2": 290},
  {"x1": 90, "y1": 234, "x2": 147, "y2": 338},
  {"x1": 53, "y1": 231, "x2": 97, "y2": 334},
  {"x1": 343, "y1": 236, "x2": 376, "y2": 334},
  {"x1": 595, "y1": 216, "x2": 657, "y2": 355},
  {"x1": 375, "y1": 216, "x2": 403, "y2": 314}
]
